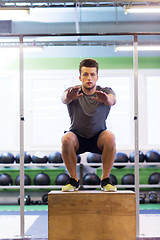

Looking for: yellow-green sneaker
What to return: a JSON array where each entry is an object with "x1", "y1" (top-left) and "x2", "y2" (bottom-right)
[
  {"x1": 62, "y1": 178, "x2": 79, "y2": 192},
  {"x1": 101, "y1": 177, "x2": 117, "y2": 192}
]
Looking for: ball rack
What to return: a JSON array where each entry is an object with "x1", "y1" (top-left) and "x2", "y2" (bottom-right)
[{"x1": 0, "y1": 162, "x2": 160, "y2": 190}]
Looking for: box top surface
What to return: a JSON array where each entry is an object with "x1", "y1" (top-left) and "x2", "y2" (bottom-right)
[{"x1": 48, "y1": 190, "x2": 135, "y2": 195}]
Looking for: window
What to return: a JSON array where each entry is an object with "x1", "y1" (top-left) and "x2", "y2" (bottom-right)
[
  {"x1": 147, "y1": 75, "x2": 160, "y2": 146},
  {"x1": 0, "y1": 69, "x2": 160, "y2": 152},
  {"x1": 0, "y1": 74, "x2": 19, "y2": 150},
  {"x1": 98, "y1": 74, "x2": 133, "y2": 148},
  {"x1": 25, "y1": 72, "x2": 75, "y2": 149}
]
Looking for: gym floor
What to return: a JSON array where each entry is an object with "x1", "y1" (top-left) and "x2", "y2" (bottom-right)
[{"x1": 0, "y1": 204, "x2": 160, "y2": 240}]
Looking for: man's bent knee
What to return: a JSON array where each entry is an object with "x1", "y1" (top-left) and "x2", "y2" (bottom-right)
[
  {"x1": 97, "y1": 130, "x2": 116, "y2": 150},
  {"x1": 61, "y1": 132, "x2": 79, "y2": 150}
]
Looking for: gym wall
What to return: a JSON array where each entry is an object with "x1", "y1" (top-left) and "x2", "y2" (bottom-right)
[{"x1": 0, "y1": 56, "x2": 160, "y2": 154}]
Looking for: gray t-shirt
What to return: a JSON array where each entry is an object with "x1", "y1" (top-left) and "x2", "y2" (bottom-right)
[{"x1": 64, "y1": 85, "x2": 115, "y2": 138}]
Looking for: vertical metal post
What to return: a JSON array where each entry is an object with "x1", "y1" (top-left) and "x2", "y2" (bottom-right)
[
  {"x1": 79, "y1": 163, "x2": 84, "y2": 190},
  {"x1": 133, "y1": 34, "x2": 139, "y2": 237},
  {"x1": 19, "y1": 35, "x2": 25, "y2": 237},
  {"x1": 74, "y1": 3, "x2": 80, "y2": 41}
]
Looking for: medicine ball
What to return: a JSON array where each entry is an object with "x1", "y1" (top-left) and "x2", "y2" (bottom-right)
[
  {"x1": 0, "y1": 152, "x2": 15, "y2": 164},
  {"x1": 55, "y1": 173, "x2": 70, "y2": 185},
  {"x1": 18, "y1": 194, "x2": 31, "y2": 205},
  {"x1": 129, "y1": 151, "x2": 145, "y2": 163},
  {"x1": 32, "y1": 152, "x2": 48, "y2": 164},
  {"x1": 139, "y1": 193, "x2": 146, "y2": 204},
  {"x1": 42, "y1": 194, "x2": 48, "y2": 204},
  {"x1": 148, "y1": 172, "x2": 160, "y2": 184},
  {"x1": 15, "y1": 174, "x2": 31, "y2": 185},
  {"x1": 145, "y1": 150, "x2": 160, "y2": 162},
  {"x1": 15, "y1": 152, "x2": 32, "y2": 164},
  {"x1": 34, "y1": 173, "x2": 50, "y2": 185},
  {"x1": 0, "y1": 173, "x2": 13, "y2": 185},
  {"x1": 87, "y1": 153, "x2": 102, "y2": 167},
  {"x1": 83, "y1": 173, "x2": 100, "y2": 185},
  {"x1": 109, "y1": 174, "x2": 118, "y2": 185},
  {"x1": 149, "y1": 191, "x2": 158, "y2": 203},
  {"x1": 77, "y1": 155, "x2": 81, "y2": 163},
  {"x1": 114, "y1": 152, "x2": 128, "y2": 168},
  {"x1": 48, "y1": 152, "x2": 63, "y2": 164},
  {"x1": 122, "y1": 174, "x2": 135, "y2": 185}
]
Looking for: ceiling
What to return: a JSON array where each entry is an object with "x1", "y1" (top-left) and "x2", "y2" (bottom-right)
[
  {"x1": 0, "y1": 0, "x2": 160, "y2": 8},
  {"x1": 0, "y1": 0, "x2": 160, "y2": 57}
]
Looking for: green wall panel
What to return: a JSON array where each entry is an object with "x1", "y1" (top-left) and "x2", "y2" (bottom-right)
[
  {"x1": 96, "y1": 166, "x2": 160, "y2": 189},
  {"x1": 3, "y1": 57, "x2": 160, "y2": 70},
  {"x1": 0, "y1": 167, "x2": 65, "y2": 191},
  {"x1": 138, "y1": 57, "x2": 160, "y2": 69},
  {"x1": 23, "y1": 57, "x2": 160, "y2": 70}
]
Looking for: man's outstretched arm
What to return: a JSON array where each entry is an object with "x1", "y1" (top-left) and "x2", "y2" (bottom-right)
[
  {"x1": 91, "y1": 91, "x2": 116, "y2": 106},
  {"x1": 62, "y1": 86, "x2": 83, "y2": 104}
]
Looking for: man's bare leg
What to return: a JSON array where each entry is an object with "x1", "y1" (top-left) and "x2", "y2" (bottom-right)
[
  {"x1": 97, "y1": 130, "x2": 116, "y2": 180},
  {"x1": 61, "y1": 131, "x2": 79, "y2": 182}
]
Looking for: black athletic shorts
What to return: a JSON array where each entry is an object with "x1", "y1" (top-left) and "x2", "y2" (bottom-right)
[{"x1": 66, "y1": 130, "x2": 104, "y2": 155}]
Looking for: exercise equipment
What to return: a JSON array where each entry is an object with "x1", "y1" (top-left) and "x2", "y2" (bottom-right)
[
  {"x1": 15, "y1": 152, "x2": 31, "y2": 164},
  {"x1": 37, "y1": 200, "x2": 42, "y2": 205},
  {"x1": 149, "y1": 191, "x2": 158, "y2": 203},
  {"x1": 55, "y1": 173, "x2": 70, "y2": 185},
  {"x1": 139, "y1": 193, "x2": 146, "y2": 204},
  {"x1": 148, "y1": 172, "x2": 160, "y2": 184},
  {"x1": 145, "y1": 150, "x2": 160, "y2": 162},
  {"x1": 83, "y1": 173, "x2": 100, "y2": 185},
  {"x1": 114, "y1": 152, "x2": 128, "y2": 168},
  {"x1": 18, "y1": 195, "x2": 44, "y2": 205},
  {"x1": 31, "y1": 200, "x2": 42, "y2": 205},
  {"x1": 48, "y1": 191, "x2": 136, "y2": 240},
  {"x1": 0, "y1": 173, "x2": 12, "y2": 185},
  {"x1": 34, "y1": 173, "x2": 50, "y2": 185},
  {"x1": 77, "y1": 155, "x2": 81, "y2": 163},
  {"x1": 32, "y1": 152, "x2": 48, "y2": 164},
  {"x1": 87, "y1": 153, "x2": 102, "y2": 167},
  {"x1": 48, "y1": 152, "x2": 63, "y2": 164},
  {"x1": 24, "y1": 195, "x2": 31, "y2": 205},
  {"x1": 122, "y1": 174, "x2": 135, "y2": 185},
  {"x1": 129, "y1": 151, "x2": 145, "y2": 163},
  {"x1": 15, "y1": 174, "x2": 31, "y2": 185},
  {"x1": 18, "y1": 195, "x2": 31, "y2": 205},
  {"x1": 109, "y1": 174, "x2": 117, "y2": 185},
  {"x1": 0, "y1": 152, "x2": 15, "y2": 164},
  {"x1": 42, "y1": 194, "x2": 48, "y2": 204}
]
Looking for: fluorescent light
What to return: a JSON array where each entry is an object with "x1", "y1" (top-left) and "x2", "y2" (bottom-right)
[
  {"x1": 0, "y1": 46, "x2": 43, "y2": 55},
  {"x1": 23, "y1": 46, "x2": 43, "y2": 52},
  {"x1": 0, "y1": 9, "x2": 29, "y2": 20},
  {"x1": 125, "y1": 5, "x2": 160, "y2": 14},
  {"x1": 115, "y1": 45, "x2": 160, "y2": 52},
  {"x1": 0, "y1": 7, "x2": 29, "y2": 11}
]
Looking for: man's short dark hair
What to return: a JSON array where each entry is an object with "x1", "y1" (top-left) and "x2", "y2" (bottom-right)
[{"x1": 79, "y1": 58, "x2": 99, "y2": 75}]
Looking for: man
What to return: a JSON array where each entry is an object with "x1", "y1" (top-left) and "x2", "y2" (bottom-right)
[{"x1": 61, "y1": 58, "x2": 117, "y2": 192}]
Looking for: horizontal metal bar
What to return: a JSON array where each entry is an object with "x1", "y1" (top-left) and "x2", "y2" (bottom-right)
[
  {"x1": 0, "y1": 184, "x2": 159, "y2": 189},
  {"x1": 1, "y1": 0, "x2": 160, "y2": 4},
  {"x1": 1, "y1": 41, "x2": 160, "y2": 47},
  {"x1": 86, "y1": 162, "x2": 160, "y2": 166},
  {"x1": 0, "y1": 3, "x2": 123, "y2": 8},
  {"x1": 0, "y1": 162, "x2": 160, "y2": 167},
  {"x1": 138, "y1": 184, "x2": 160, "y2": 188},
  {"x1": 83, "y1": 185, "x2": 160, "y2": 189},
  {"x1": 0, "y1": 185, "x2": 63, "y2": 189},
  {"x1": 0, "y1": 32, "x2": 160, "y2": 38},
  {"x1": 0, "y1": 163, "x2": 68, "y2": 167}
]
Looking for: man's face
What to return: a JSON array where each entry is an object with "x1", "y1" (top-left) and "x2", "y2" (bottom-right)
[{"x1": 79, "y1": 67, "x2": 98, "y2": 90}]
